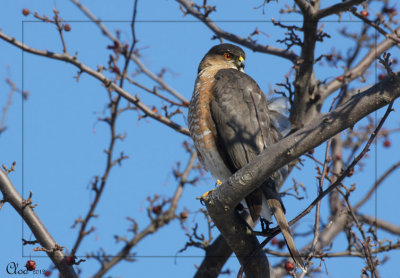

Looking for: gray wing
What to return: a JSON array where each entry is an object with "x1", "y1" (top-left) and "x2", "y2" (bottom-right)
[
  {"x1": 210, "y1": 69, "x2": 304, "y2": 270},
  {"x1": 210, "y1": 68, "x2": 281, "y2": 221},
  {"x1": 210, "y1": 68, "x2": 276, "y2": 170}
]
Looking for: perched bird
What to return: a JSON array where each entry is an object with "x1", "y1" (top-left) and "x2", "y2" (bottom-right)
[{"x1": 188, "y1": 43, "x2": 304, "y2": 270}]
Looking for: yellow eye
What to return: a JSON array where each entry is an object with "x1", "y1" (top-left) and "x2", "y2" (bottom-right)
[{"x1": 224, "y1": 53, "x2": 232, "y2": 60}]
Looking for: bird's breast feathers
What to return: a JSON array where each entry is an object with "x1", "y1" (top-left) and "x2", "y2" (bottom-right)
[{"x1": 188, "y1": 68, "x2": 232, "y2": 180}]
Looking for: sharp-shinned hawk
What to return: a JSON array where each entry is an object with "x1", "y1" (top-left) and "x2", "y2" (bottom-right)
[{"x1": 188, "y1": 43, "x2": 304, "y2": 270}]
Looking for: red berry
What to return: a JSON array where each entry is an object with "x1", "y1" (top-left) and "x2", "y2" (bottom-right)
[
  {"x1": 308, "y1": 149, "x2": 315, "y2": 155},
  {"x1": 285, "y1": 261, "x2": 294, "y2": 271},
  {"x1": 25, "y1": 260, "x2": 36, "y2": 271},
  {"x1": 22, "y1": 8, "x2": 30, "y2": 16},
  {"x1": 112, "y1": 66, "x2": 120, "y2": 74},
  {"x1": 379, "y1": 74, "x2": 386, "y2": 80},
  {"x1": 152, "y1": 205, "x2": 162, "y2": 215},
  {"x1": 44, "y1": 271, "x2": 51, "y2": 277},
  {"x1": 360, "y1": 10, "x2": 369, "y2": 17},
  {"x1": 271, "y1": 238, "x2": 278, "y2": 245},
  {"x1": 383, "y1": 139, "x2": 391, "y2": 148},
  {"x1": 65, "y1": 256, "x2": 76, "y2": 266},
  {"x1": 180, "y1": 211, "x2": 188, "y2": 220},
  {"x1": 336, "y1": 76, "x2": 344, "y2": 82},
  {"x1": 64, "y1": 24, "x2": 71, "y2": 32}
]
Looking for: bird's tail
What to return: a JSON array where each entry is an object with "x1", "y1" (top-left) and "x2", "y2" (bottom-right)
[{"x1": 267, "y1": 199, "x2": 305, "y2": 272}]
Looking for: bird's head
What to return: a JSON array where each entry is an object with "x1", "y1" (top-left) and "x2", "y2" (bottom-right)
[{"x1": 198, "y1": 43, "x2": 245, "y2": 73}]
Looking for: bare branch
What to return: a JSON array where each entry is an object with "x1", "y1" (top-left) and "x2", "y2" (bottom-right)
[
  {"x1": 319, "y1": 26, "x2": 400, "y2": 102},
  {"x1": 92, "y1": 149, "x2": 197, "y2": 277},
  {"x1": 316, "y1": 0, "x2": 366, "y2": 20},
  {"x1": 176, "y1": 0, "x2": 299, "y2": 63},
  {"x1": 70, "y1": 0, "x2": 188, "y2": 104},
  {"x1": 357, "y1": 214, "x2": 400, "y2": 235},
  {"x1": 294, "y1": 0, "x2": 314, "y2": 16},
  {"x1": 290, "y1": 7, "x2": 318, "y2": 130},
  {"x1": 354, "y1": 161, "x2": 400, "y2": 210},
  {"x1": 351, "y1": 8, "x2": 400, "y2": 44},
  {"x1": 0, "y1": 30, "x2": 190, "y2": 136},
  {"x1": 0, "y1": 170, "x2": 77, "y2": 278}
]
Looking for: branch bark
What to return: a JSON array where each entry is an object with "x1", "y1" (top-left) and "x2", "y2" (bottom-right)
[
  {"x1": 0, "y1": 170, "x2": 78, "y2": 278},
  {"x1": 316, "y1": 0, "x2": 366, "y2": 20},
  {"x1": 290, "y1": 6, "x2": 318, "y2": 130},
  {"x1": 193, "y1": 235, "x2": 232, "y2": 278}
]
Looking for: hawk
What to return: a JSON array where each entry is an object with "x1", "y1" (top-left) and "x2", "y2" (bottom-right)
[{"x1": 188, "y1": 43, "x2": 304, "y2": 270}]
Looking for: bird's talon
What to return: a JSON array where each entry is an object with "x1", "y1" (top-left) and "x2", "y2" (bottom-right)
[
  {"x1": 202, "y1": 189, "x2": 214, "y2": 197},
  {"x1": 196, "y1": 189, "x2": 215, "y2": 201}
]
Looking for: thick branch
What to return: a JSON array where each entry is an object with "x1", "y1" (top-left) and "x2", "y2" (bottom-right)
[
  {"x1": 357, "y1": 214, "x2": 400, "y2": 235},
  {"x1": 294, "y1": 0, "x2": 314, "y2": 16},
  {"x1": 290, "y1": 11, "x2": 318, "y2": 129},
  {"x1": 194, "y1": 234, "x2": 232, "y2": 278},
  {"x1": 212, "y1": 211, "x2": 270, "y2": 278},
  {"x1": 316, "y1": 0, "x2": 366, "y2": 20},
  {"x1": 0, "y1": 170, "x2": 77, "y2": 278}
]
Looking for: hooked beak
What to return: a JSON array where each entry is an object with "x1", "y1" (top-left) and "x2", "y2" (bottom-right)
[{"x1": 236, "y1": 56, "x2": 245, "y2": 72}]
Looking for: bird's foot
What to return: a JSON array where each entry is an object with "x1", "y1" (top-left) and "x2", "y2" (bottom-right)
[
  {"x1": 255, "y1": 218, "x2": 274, "y2": 236},
  {"x1": 196, "y1": 180, "x2": 222, "y2": 201},
  {"x1": 199, "y1": 188, "x2": 214, "y2": 198}
]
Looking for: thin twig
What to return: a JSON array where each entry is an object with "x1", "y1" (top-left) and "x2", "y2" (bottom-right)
[
  {"x1": 92, "y1": 149, "x2": 197, "y2": 277},
  {"x1": 0, "y1": 30, "x2": 190, "y2": 136}
]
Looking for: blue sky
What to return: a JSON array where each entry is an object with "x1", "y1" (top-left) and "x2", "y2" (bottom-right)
[{"x1": 1, "y1": 1, "x2": 399, "y2": 277}]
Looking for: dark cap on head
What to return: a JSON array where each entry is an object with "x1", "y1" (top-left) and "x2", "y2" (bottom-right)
[
  {"x1": 198, "y1": 43, "x2": 246, "y2": 73},
  {"x1": 206, "y1": 43, "x2": 246, "y2": 59}
]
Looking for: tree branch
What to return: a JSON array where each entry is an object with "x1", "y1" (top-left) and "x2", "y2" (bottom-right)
[
  {"x1": 0, "y1": 170, "x2": 77, "y2": 278},
  {"x1": 290, "y1": 7, "x2": 318, "y2": 130},
  {"x1": 194, "y1": 234, "x2": 232, "y2": 278},
  {"x1": 175, "y1": 0, "x2": 299, "y2": 63},
  {"x1": 319, "y1": 26, "x2": 400, "y2": 102},
  {"x1": 70, "y1": 0, "x2": 188, "y2": 104},
  {"x1": 0, "y1": 30, "x2": 190, "y2": 136},
  {"x1": 316, "y1": 0, "x2": 366, "y2": 20},
  {"x1": 357, "y1": 213, "x2": 400, "y2": 235},
  {"x1": 354, "y1": 161, "x2": 400, "y2": 210},
  {"x1": 92, "y1": 149, "x2": 197, "y2": 277}
]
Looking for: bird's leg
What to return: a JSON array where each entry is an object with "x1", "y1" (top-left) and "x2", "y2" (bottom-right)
[
  {"x1": 251, "y1": 217, "x2": 275, "y2": 237},
  {"x1": 260, "y1": 218, "x2": 272, "y2": 233}
]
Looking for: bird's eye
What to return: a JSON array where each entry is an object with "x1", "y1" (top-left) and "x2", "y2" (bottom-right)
[{"x1": 224, "y1": 53, "x2": 232, "y2": 60}]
